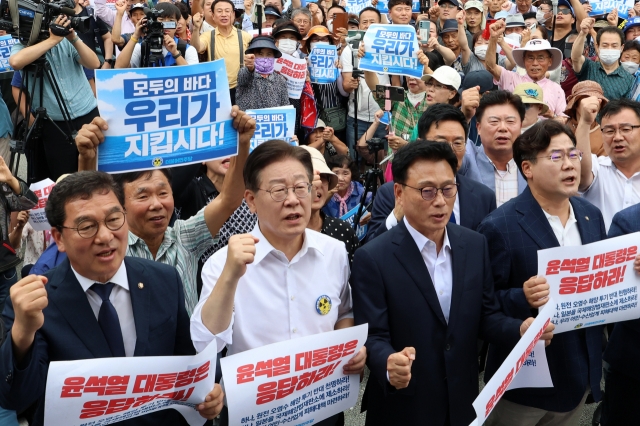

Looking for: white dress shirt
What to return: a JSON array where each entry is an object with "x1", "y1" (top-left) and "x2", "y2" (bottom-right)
[
  {"x1": 582, "y1": 154, "x2": 640, "y2": 232},
  {"x1": 489, "y1": 158, "x2": 519, "y2": 207},
  {"x1": 542, "y1": 203, "x2": 582, "y2": 247},
  {"x1": 191, "y1": 223, "x2": 354, "y2": 355},
  {"x1": 403, "y1": 218, "x2": 453, "y2": 322},
  {"x1": 72, "y1": 262, "x2": 137, "y2": 357},
  {"x1": 385, "y1": 192, "x2": 460, "y2": 229}
]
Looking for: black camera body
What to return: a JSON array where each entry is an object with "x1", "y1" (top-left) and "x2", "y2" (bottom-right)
[
  {"x1": 140, "y1": 7, "x2": 166, "y2": 67},
  {"x1": 366, "y1": 137, "x2": 385, "y2": 154}
]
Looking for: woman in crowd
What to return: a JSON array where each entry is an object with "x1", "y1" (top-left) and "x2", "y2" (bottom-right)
[{"x1": 323, "y1": 154, "x2": 371, "y2": 221}]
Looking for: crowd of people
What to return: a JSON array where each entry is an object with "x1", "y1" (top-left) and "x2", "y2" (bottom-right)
[{"x1": 0, "y1": 0, "x2": 639, "y2": 424}]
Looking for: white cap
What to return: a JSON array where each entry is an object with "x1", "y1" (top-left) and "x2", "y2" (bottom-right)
[{"x1": 421, "y1": 66, "x2": 462, "y2": 90}]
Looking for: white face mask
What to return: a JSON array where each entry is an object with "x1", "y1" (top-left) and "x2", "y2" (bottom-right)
[
  {"x1": 278, "y1": 38, "x2": 298, "y2": 55},
  {"x1": 474, "y1": 45, "x2": 488, "y2": 60},
  {"x1": 599, "y1": 49, "x2": 621, "y2": 66},
  {"x1": 326, "y1": 19, "x2": 333, "y2": 33},
  {"x1": 504, "y1": 32, "x2": 522, "y2": 46},
  {"x1": 536, "y1": 10, "x2": 546, "y2": 24},
  {"x1": 310, "y1": 41, "x2": 330, "y2": 51},
  {"x1": 622, "y1": 61, "x2": 640, "y2": 74}
]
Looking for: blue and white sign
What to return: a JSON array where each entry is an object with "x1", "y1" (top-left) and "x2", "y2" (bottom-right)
[
  {"x1": 379, "y1": 111, "x2": 391, "y2": 125},
  {"x1": 309, "y1": 45, "x2": 339, "y2": 84},
  {"x1": 95, "y1": 61, "x2": 238, "y2": 174},
  {"x1": 340, "y1": 204, "x2": 368, "y2": 241},
  {"x1": 345, "y1": 0, "x2": 373, "y2": 14},
  {"x1": 376, "y1": 0, "x2": 420, "y2": 13},
  {"x1": 589, "y1": 0, "x2": 633, "y2": 19},
  {"x1": 359, "y1": 24, "x2": 423, "y2": 78},
  {"x1": 246, "y1": 106, "x2": 296, "y2": 151},
  {"x1": 0, "y1": 35, "x2": 18, "y2": 71}
]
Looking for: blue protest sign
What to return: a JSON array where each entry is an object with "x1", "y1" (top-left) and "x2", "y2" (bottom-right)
[
  {"x1": 309, "y1": 45, "x2": 338, "y2": 84},
  {"x1": 589, "y1": 0, "x2": 633, "y2": 19},
  {"x1": 345, "y1": 0, "x2": 372, "y2": 14},
  {"x1": 340, "y1": 204, "x2": 368, "y2": 241},
  {"x1": 0, "y1": 35, "x2": 17, "y2": 71},
  {"x1": 95, "y1": 61, "x2": 237, "y2": 174},
  {"x1": 358, "y1": 24, "x2": 424, "y2": 78},
  {"x1": 376, "y1": 0, "x2": 420, "y2": 13},
  {"x1": 379, "y1": 111, "x2": 391, "y2": 125},
  {"x1": 246, "y1": 106, "x2": 296, "y2": 151}
]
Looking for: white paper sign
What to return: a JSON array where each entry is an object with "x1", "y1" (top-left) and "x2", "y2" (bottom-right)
[
  {"x1": 538, "y1": 233, "x2": 640, "y2": 334},
  {"x1": 274, "y1": 53, "x2": 307, "y2": 99},
  {"x1": 28, "y1": 178, "x2": 55, "y2": 231},
  {"x1": 44, "y1": 341, "x2": 218, "y2": 426},
  {"x1": 506, "y1": 341, "x2": 553, "y2": 391},
  {"x1": 220, "y1": 325, "x2": 368, "y2": 426},
  {"x1": 470, "y1": 301, "x2": 555, "y2": 426}
]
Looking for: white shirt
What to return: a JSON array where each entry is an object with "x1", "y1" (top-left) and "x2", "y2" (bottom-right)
[
  {"x1": 129, "y1": 43, "x2": 200, "y2": 68},
  {"x1": 191, "y1": 224, "x2": 354, "y2": 355},
  {"x1": 72, "y1": 262, "x2": 137, "y2": 357},
  {"x1": 200, "y1": 20, "x2": 215, "y2": 34},
  {"x1": 508, "y1": 4, "x2": 537, "y2": 14},
  {"x1": 582, "y1": 154, "x2": 640, "y2": 232},
  {"x1": 385, "y1": 194, "x2": 460, "y2": 229},
  {"x1": 542, "y1": 202, "x2": 582, "y2": 247},
  {"x1": 403, "y1": 218, "x2": 453, "y2": 322},
  {"x1": 489, "y1": 157, "x2": 519, "y2": 207}
]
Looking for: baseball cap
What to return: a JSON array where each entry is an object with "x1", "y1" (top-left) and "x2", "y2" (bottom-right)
[
  {"x1": 513, "y1": 83, "x2": 549, "y2": 115},
  {"x1": 464, "y1": 0, "x2": 483, "y2": 11},
  {"x1": 438, "y1": 0, "x2": 461, "y2": 7},
  {"x1": 130, "y1": 2, "x2": 145, "y2": 11},
  {"x1": 494, "y1": 11, "x2": 509, "y2": 19},
  {"x1": 272, "y1": 22, "x2": 302, "y2": 40},
  {"x1": 439, "y1": 19, "x2": 459, "y2": 34},
  {"x1": 625, "y1": 16, "x2": 640, "y2": 33},
  {"x1": 421, "y1": 66, "x2": 462, "y2": 90},
  {"x1": 557, "y1": 0, "x2": 575, "y2": 15},
  {"x1": 264, "y1": 5, "x2": 282, "y2": 18},
  {"x1": 303, "y1": 25, "x2": 331, "y2": 40},
  {"x1": 458, "y1": 70, "x2": 497, "y2": 95}
]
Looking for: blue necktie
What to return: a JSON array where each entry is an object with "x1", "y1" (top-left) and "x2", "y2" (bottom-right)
[
  {"x1": 90, "y1": 283, "x2": 126, "y2": 357},
  {"x1": 449, "y1": 211, "x2": 456, "y2": 224}
]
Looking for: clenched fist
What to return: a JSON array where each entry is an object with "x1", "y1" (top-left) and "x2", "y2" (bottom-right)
[
  {"x1": 224, "y1": 234, "x2": 259, "y2": 280},
  {"x1": 387, "y1": 347, "x2": 415, "y2": 389},
  {"x1": 11, "y1": 275, "x2": 49, "y2": 358}
]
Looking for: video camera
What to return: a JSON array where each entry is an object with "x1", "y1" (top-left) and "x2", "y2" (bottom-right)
[{"x1": 0, "y1": 0, "x2": 90, "y2": 46}]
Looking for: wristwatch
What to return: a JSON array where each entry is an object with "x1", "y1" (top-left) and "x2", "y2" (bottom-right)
[
  {"x1": 172, "y1": 51, "x2": 182, "y2": 59},
  {"x1": 105, "y1": 58, "x2": 115, "y2": 67}
]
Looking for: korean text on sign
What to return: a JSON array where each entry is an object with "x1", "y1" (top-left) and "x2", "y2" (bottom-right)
[
  {"x1": 375, "y1": 0, "x2": 420, "y2": 13},
  {"x1": 589, "y1": 0, "x2": 633, "y2": 19},
  {"x1": 274, "y1": 53, "x2": 307, "y2": 99},
  {"x1": 220, "y1": 324, "x2": 368, "y2": 426},
  {"x1": 345, "y1": 0, "x2": 372, "y2": 14},
  {"x1": 538, "y1": 232, "x2": 640, "y2": 334},
  {"x1": 28, "y1": 178, "x2": 55, "y2": 231},
  {"x1": 358, "y1": 24, "x2": 424, "y2": 78},
  {"x1": 246, "y1": 106, "x2": 296, "y2": 151},
  {"x1": 95, "y1": 60, "x2": 238, "y2": 174},
  {"x1": 309, "y1": 45, "x2": 339, "y2": 84},
  {"x1": 0, "y1": 35, "x2": 17, "y2": 71},
  {"x1": 340, "y1": 204, "x2": 368, "y2": 241}
]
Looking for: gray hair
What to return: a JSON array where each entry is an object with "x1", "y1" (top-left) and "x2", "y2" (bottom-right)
[{"x1": 291, "y1": 7, "x2": 312, "y2": 22}]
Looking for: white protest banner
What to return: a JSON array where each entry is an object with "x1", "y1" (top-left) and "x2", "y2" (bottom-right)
[
  {"x1": 589, "y1": 0, "x2": 633, "y2": 19},
  {"x1": 506, "y1": 341, "x2": 553, "y2": 391},
  {"x1": 0, "y1": 35, "x2": 17, "y2": 71},
  {"x1": 95, "y1": 60, "x2": 238, "y2": 174},
  {"x1": 538, "y1": 233, "x2": 640, "y2": 334},
  {"x1": 274, "y1": 53, "x2": 307, "y2": 99},
  {"x1": 309, "y1": 45, "x2": 339, "y2": 84},
  {"x1": 470, "y1": 301, "x2": 554, "y2": 426},
  {"x1": 249, "y1": 27, "x2": 273, "y2": 37},
  {"x1": 246, "y1": 106, "x2": 296, "y2": 151},
  {"x1": 28, "y1": 178, "x2": 55, "y2": 232},
  {"x1": 376, "y1": 0, "x2": 420, "y2": 13},
  {"x1": 89, "y1": 0, "x2": 117, "y2": 12},
  {"x1": 345, "y1": 0, "x2": 372, "y2": 14},
  {"x1": 221, "y1": 324, "x2": 368, "y2": 426},
  {"x1": 340, "y1": 204, "x2": 368, "y2": 241},
  {"x1": 44, "y1": 341, "x2": 218, "y2": 426},
  {"x1": 359, "y1": 24, "x2": 424, "y2": 78}
]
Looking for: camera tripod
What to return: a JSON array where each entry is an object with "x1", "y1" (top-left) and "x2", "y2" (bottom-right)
[
  {"x1": 140, "y1": 33, "x2": 166, "y2": 67},
  {"x1": 352, "y1": 139, "x2": 385, "y2": 232}
]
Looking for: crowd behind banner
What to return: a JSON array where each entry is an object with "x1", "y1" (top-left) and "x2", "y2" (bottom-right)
[{"x1": 3, "y1": 0, "x2": 640, "y2": 424}]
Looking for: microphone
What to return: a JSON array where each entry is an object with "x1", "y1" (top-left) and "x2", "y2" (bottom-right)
[
  {"x1": 345, "y1": 33, "x2": 362, "y2": 44},
  {"x1": 552, "y1": 0, "x2": 558, "y2": 17}
]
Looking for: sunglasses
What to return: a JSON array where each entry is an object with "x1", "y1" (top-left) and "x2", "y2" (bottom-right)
[{"x1": 557, "y1": 8, "x2": 573, "y2": 15}]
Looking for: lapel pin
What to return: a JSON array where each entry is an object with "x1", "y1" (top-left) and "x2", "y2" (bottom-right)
[
  {"x1": 585, "y1": 216, "x2": 589, "y2": 221},
  {"x1": 138, "y1": 283, "x2": 144, "y2": 289}
]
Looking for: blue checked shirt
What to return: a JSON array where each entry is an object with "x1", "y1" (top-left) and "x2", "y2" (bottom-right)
[{"x1": 126, "y1": 208, "x2": 217, "y2": 315}]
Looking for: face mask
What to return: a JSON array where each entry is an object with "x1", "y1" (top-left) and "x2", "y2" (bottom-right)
[
  {"x1": 622, "y1": 61, "x2": 639, "y2": 74},
  {"x1": 278, "y1": 38, "x2": 298, "y2": 55},
  {"x1": 406, "y1": 91, "x2": 426, "y2": 105},
  {"x1": 504, "y1": 32, "x2": 522, "y2": 46},
  {"x1": 474, "y1": 45, "x2": 488, "y2": 60},
  {"x1": 536, "y1": 10, "x2": 546, "y2": 24},
  {"x1": 310, "y1": 41, "x2": 330, "y2": 51},
  {"x1": 599, "y1": 49, "x2": 621, "y2": 66},
  {"x1": 326, "y1": 19, "x2": 333, "y2": 33},
  {"x1": 255, "y1": 57, "x2": 275, "y2": 74}
]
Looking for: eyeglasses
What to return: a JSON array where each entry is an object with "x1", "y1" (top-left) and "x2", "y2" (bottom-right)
[
  {"x1": 524, "y1": 54, "x2": 551, "y2": 62},
  {"x1": 402, "y1": 183, "x2": 459, "y2": 201},
  {"x1": 601, "y1": 124, "x2": 640, "y2": 137},
  {"x1": 60, "y1": 211, "x2": 127, "y2": 239},
  {"x1": 557, "y1": 8, "x2": 572, "y2": 15},
  {"x1": 425, "y1": 80, "x2": 451, "y2": 91},
  {"x1": 537, "y1": 149, "x2": 582, "y2": 162},
  {"x1": 259, "y1": 183, "x2": 312, "y2": 202},
  {"x1": 448, "y1": 141, "x2": 466, "y2": 152}
]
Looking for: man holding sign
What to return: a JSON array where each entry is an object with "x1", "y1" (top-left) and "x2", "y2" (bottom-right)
[{"x1": 477, "y1": 118, "x2": 606, "y2": 424}]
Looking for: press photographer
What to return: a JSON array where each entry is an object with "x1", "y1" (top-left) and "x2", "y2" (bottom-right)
[{"x1": 115, "y1": 2, "x2": 198, "y2": 68}]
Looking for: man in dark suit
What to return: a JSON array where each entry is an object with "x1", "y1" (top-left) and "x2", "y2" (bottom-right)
[
  {"x1": 0, "y1": 171, "x2": 223, "y2": 425},
  {"x1": 477, "y1": 119, "x2": 606, "y2": 425},
  {"x1": 366, "y1": 104, "x2": 496, "y2": 240},
  {"x1": 351, "y1": 141, "x2": 553, "y2": 425},
  {"x1": 599, "y1": 204, "x2": 640, "y2": 425}
]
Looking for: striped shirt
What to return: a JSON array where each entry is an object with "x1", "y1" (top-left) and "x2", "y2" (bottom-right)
[
  {"x1": 576, "y1": 59, "x2": 634, "y2": 102},
  {"x1": 490, "y1": 158, "x2": 519, "y2": 207},
  {"x1": 126, "y1": 208, "x2": 217, "y2": 315}
]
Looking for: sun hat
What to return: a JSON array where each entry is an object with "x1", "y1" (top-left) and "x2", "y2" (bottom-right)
[
  {"x1": 299, "y1": 145, "x2": 338, "y2": 190},
  {"x1": 245, "y1": 35, "x2": 282, "y2": 58},
  {"x1": 512, "y1": 39, "x2": 563, "y2": 70},
  {"x1": 513, "y1": 82, "x2": 549, "y2": 115},
  {"x1": 505, "y1": 13, "x2": 526, "y2": 28},
  {"x1": 564, "y1": 81, "x2": 609, "y2": 120},
  {"x1": 303, "y1": 25, "x2": 331, "y2": 40}
]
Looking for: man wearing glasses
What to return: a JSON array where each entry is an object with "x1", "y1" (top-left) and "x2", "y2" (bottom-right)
[
  {"x1": 477, "y1": 119, "x2": 606, "y2": 425},
  {"x1": 577, "y1": 98, "x2": 640, "y2": 231},
  {"x1": 351, "y1": 141, "x2": 551, "y2": 424}
]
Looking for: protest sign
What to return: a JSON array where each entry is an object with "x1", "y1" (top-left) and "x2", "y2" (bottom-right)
[
  {"x1": 469, "y1": 301, "x2": 555, "y2": 426},
  {"x1": 28, "y1": 178, "x2": 55, "y2": 232},
  {"x1": 246, "y1": 106, "x2": 296, "y2": 151},
  {"x1": 379, "y1": 111, "x2": 391, "y2": 125},
  {"x1": 44, "y1": 340, "x2": 218, "y2": 426},
  {"x1": 359, "y1": 24, "x2": 424, "y2": 78},
  {"x1": 376, "y1": 0, "x2": 420, "y2": 13},
  {"x1": 0, "y1": 35, "x2": 17, "y2": 72},
  {"x1": 274, "y1": 53, "x2": 307, "y2": 99},
  {"x1": 340, "y1": 204, "x2": 368, "y2": 241},
  {"x1": 589, "y1": 0, "x2": 633, "y2": 19},
  {"x1": 345, "y1": 0, "x2": 372, "y2": 14},
  {"x1": 309, "y1": 45, "x2": 339, "y2": 84},
  {"x1": 89, "y1": 0, "x2": 116, "y2": 11},
  {"x1": 95, "y1": 60, "x2": 238, "y2": 174},
  {"x1": 220, "y1": 325, "x2": 368, "y2": 426},
  {"x1": 506, "y1": 341, "x2": 553, "y2": 391},
  {"x1": 538, "y1": 232, "x2": 640, "y2": 334}
]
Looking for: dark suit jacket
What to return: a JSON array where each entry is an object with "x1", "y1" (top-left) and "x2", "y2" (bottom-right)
[
  {"x1": 0, "y1": 257, "x2": 195, "y2": 426},
  {"x1": 477, "y1": 187, "x2": 606, "y2": 412},
  {"x1": 352, "y1": 221, "x2": 522, "y2": 426},
  {"x1": 366, "y1": 174, "x2": 497, "y2": 242},
  {"x1": 604, "y1": 204, "x2": 640, "y2": 381}
]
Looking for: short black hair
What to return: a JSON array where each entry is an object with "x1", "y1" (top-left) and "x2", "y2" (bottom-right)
[
  {"x1": 46, "y1": 171, "x2": 125, "y2": 231},
  {"x1": 327, "y1": 4, "x2": 347, "y2": 14},
  {"x1": 392, "y1": 140, "x2": 458, "y2": 184},
  {"x1": 154, "y1": 2, "x2": 181, "y2": 21},
  {"x1": 476, "y1": 90, "x2": 526, "y2": 122},
  {"x1": 175, "y1": 1, "x2": 191, "y2": 20},
  {"x1": 513, "y1": 120, "x2": 577, "y2": 178},
  {"x1": 623, "y1": 40, "x2": 640, "y2": 54},
  {"x1": 211, "y1": 0, "x2": 236, "y2": 13},
  {"x1": 596, "y1": 26, "x2": 625, "y2": 46},
  {"x1": 523, "y1": 12, "x2": 536, "y2": 21},
  {"x1": 599, "y1": 98, "x2": 640, "y2": 124},
  {"x1": 112, "y1": 169, "x2": 173, "y2": 195},
  {"x1": 327, "y1": 155, "x2": 359, "y2": 181},
  {"x1": 244, "y1": 140, "x2": 314, "y2": 191},
  {"x1": 388, "y1": 0, "x2": 413, "y2": 10},
  {"x1": 425, "y1": 50, "x2": 443, "y2": 70},
  {"x1": 417, "y1": 103, "x2": 469, "y2": 140},
  {"x1": 359, "y1": 6, "x2": 381, "y2": 20}
]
